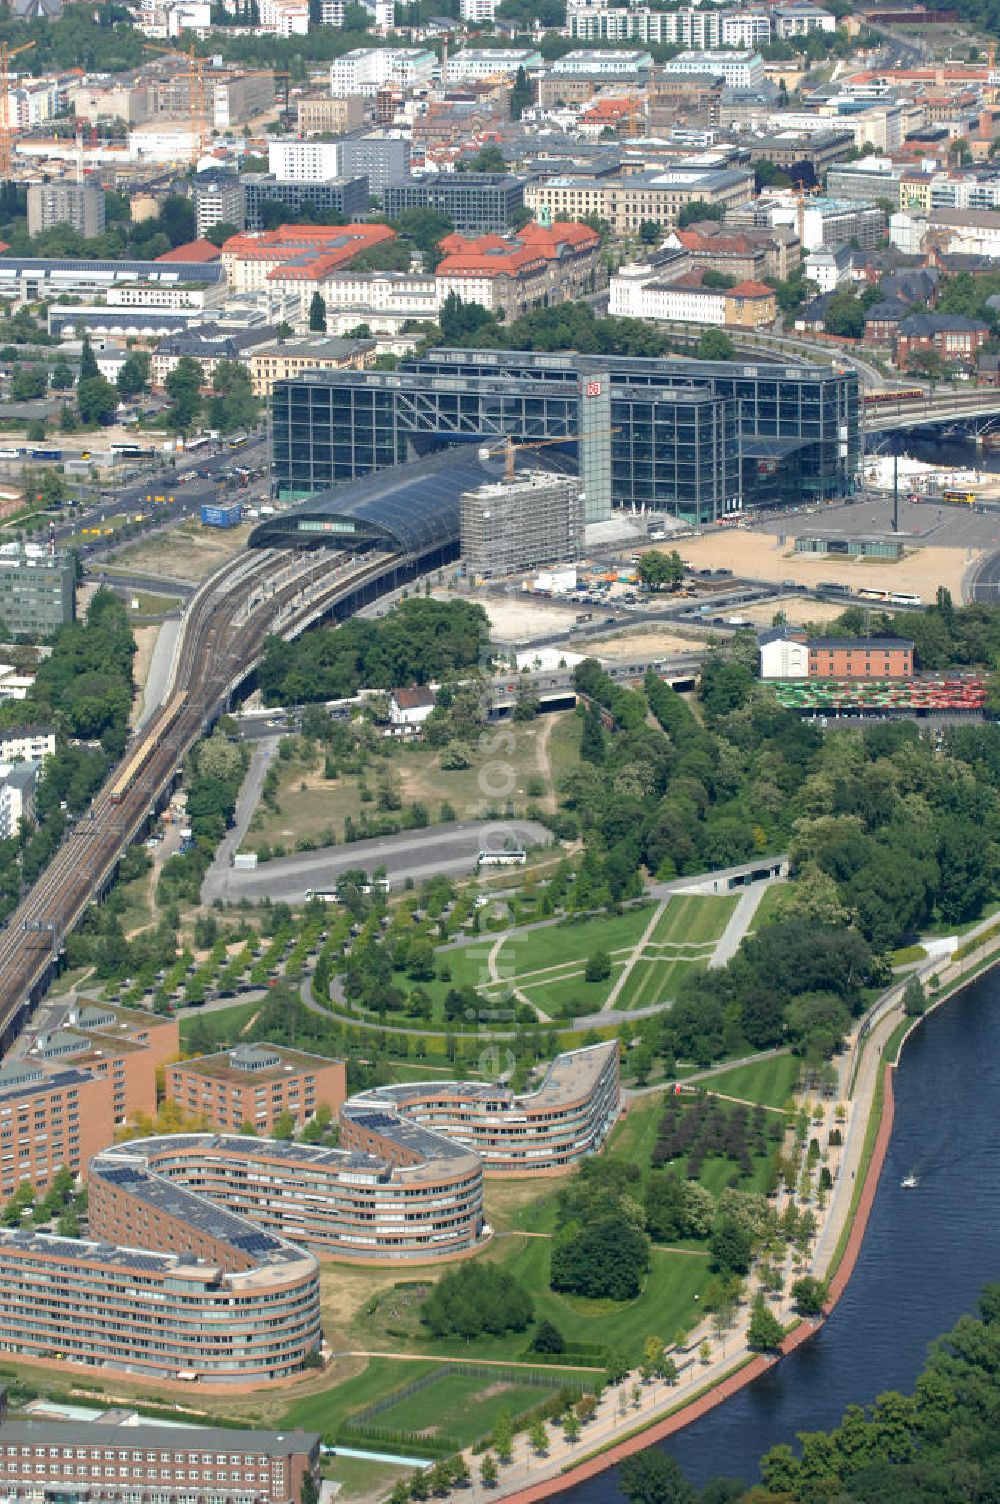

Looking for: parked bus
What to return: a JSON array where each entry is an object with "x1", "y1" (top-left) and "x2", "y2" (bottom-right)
[
  {"x1": 477, "y1": 849, "x2": 527, "y2": 867},
  {"x1": 941, "y1": 489, "x2": 977, "y2": 506}
]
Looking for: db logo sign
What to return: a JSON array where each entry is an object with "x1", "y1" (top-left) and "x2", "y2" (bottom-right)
[{"x1": 585, "y1": 380, "x2": 602, "y2": 397}]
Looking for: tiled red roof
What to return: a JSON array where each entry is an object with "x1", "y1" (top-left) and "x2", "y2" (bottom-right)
[{"x1": 155, "y1": 239, "x2": 221, "y2": 263}]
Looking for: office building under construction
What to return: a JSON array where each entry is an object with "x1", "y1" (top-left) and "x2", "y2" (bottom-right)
[{"x1": 461, "y1": 470, "x2": 583, "y2": 578}]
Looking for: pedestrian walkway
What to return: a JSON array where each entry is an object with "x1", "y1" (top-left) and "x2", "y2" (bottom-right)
[
  {"x1": 601, "y1": 899, "x2": 668, "y2": 1011},
  {"x1": 709, "y1": 881, "x2": 772, "y2": 970}
]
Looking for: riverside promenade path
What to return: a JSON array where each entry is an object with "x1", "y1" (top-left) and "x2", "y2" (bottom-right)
[{"x1": 440, "y1": 909, "x2": 1000, "y2": 1504}]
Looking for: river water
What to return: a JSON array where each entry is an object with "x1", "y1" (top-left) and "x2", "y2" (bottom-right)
[{"x1": 565, "y1": 969, "x2": 1000, "y2": 1497}]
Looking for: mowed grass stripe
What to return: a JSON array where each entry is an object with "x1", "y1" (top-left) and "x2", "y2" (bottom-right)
[{"x1": 651, "y1": 894, "x2": 740, "y2": 946}]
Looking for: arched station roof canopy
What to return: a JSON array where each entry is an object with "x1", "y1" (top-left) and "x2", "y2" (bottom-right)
[
  {"x1": 250, "y1": 445, "x2": 579, "y2": 555},
  {"x1": 249, "y1": 448, "x2": 493, "y2": 555}
]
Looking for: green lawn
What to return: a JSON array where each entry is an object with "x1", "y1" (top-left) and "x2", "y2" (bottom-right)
[
  {"x1": 491, "y1": 907, "x2": 654, "y2": 976},
  {"x1": 613, "y1": 957, "x2": 701, "y2": 1012},
  {"x1": 179, "y1": 1000, "x2": 261, "y2": 1048},
  {"x1": 519, "y1": 967, "x2": 625, "y2": 1019},
  {"x1": 746, "y1": 882, "x2": 789, "y2": 934},
  {"x1": 650, "y1": 894, "x2": 738, "y2": 946},
  {"x1": 376, "y1": 1373, "x2": 545, "y2": 1446},
  {"x1": 701, "y1": 1053, "x2": 798, "y2": 1111},
  {"x1": 282, "y1": 1359, "x2": 439, "y2": 1438},
  {"x1": 489, "y1": 1234, "x2": 710, "y2": 1359},
  {"x1": 324, "y1": 1454, "x2": 414, "y2": 1500},
  {"x1": 547, "y1": 711, "x2": 583, "y2": 786},
  {"x1": 891, "y1": 943, "x2": 928, "y2": 968}
]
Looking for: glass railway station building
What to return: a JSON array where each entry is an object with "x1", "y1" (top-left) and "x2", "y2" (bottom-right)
[{"x1": 267, "y1": 347, "x2": 859, "y2": 531}]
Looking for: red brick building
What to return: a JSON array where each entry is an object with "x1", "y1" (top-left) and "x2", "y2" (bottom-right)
[
  {"x1": 0, "y1": 1065, "x2": 112, "y2": 1200},
  {"x1": 807, "y1": 636, "x2": 914, "y2": 679},
  {"x1": 896, "y1": 312, "x2": 989, "y2": 370},
  {"x1": 28, "y1": 1001, "x2": 179, "y2": 1127},
  {"x1": 0, "y1": 1416, "x2": 320, "y2": 1502},
  {"x1": 166, "y1": 1042, "x2": 347, "y2": 1133}
]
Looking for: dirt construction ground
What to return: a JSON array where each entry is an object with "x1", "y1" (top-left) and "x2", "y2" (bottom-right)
[
  {"x1": 434, "y1": 590, "x2": 582, "y2": 641},
  {"x1": 666, "y1": 529, "x2": 979, "y2": 603},
  {"x1": 104, "y1": 521, "x2": 255, "y2": 584},
  {"x1": 579, "y1": 626, "x2": 713, "y2": 659}
]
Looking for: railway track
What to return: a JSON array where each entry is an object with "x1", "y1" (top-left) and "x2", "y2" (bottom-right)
[{"x1": 0, "y1": 546, "x2": 400, "y2": 1054}]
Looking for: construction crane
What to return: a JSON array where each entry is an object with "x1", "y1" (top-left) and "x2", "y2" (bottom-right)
[
  {"x1": 0, "y1": 41, "x2": 35, "y2": 178},
  {"x1": 145, "y1": 41, "x2": 207, "y2": 166},
  {"x1": 479, "y1": 429, "x2": 620, "y2": 483}
]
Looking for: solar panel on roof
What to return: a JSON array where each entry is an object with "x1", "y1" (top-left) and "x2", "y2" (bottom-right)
[
  {"x1": 354, "y1": 1111, "x2": 399, "y2": 1130},
  {"x1": 231, "y1": 1231, "x2": 280, "y2": 1253}
]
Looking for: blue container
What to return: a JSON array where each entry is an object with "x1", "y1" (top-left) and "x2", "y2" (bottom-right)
[{"x1": 200, "y1": 503, "x2": 242, "y2": 528}]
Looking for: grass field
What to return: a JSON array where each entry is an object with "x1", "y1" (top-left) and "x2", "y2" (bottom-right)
[
  {"x1": 650, "y1": 894, "x2": 738, "y2": 947},
  {"x1": 746, "y1": 882, "x2": 790, "y2": 934},
  {"x1": 612, "y1": 956, "x2": 700, "y2": 1013},
  {"x1": 282, "y1": 1359, "x2": 439, "y2": 1437},
  {"x1": 470, "y1": 907, "x2": 655, "y2": 979},
  {"x1": 125, "y1": 590, "x2": 183, "y2": 617},
  {"x1": 374, "y1": 1372, "x2": 545, "y2": 1445},
  {"x1": 178, "y1": 1000, "x2": 269, "y2": 1049},
  {"x1": 701, "y1": 1053, "x2": 798, "y2": 1110},
  {"x1": 324, "y1": 1454, "x2": 414, "y2": 1501}
]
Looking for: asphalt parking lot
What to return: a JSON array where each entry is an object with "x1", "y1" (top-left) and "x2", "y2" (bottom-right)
[{"x1": 759, "y1": 496, "x2": 1000, "y2": 552}]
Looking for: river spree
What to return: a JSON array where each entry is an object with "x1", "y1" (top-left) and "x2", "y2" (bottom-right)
[{"x1": 566, "y1": 968, "x2": 1000, "y2": 1497}]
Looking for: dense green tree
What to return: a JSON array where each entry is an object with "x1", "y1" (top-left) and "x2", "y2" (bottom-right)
[
  {"x1": 421, "y1": 1262, "x2": 533, "y2": 1339},
  {"x1": 747, "y1": 1295, "x2": 785, "y2": 1352},
  {"x1": 677, "y1": 201, "x2": 725, "y2": 229},
  {"x1": 461, "y1": 143, "x2": 507, "y2": 173},
  {"x1": 823, "y1": 288, "x2": 866, "y2": 339},
  {"x1": 117, "y1": 350, "x2": 150, "y2": 399},
  {"x1": 308, "y1": 290, "x2": 327, "y2": 332},
  {"x1": 259, "y1": 598, "x2": 489, "y2": 704},
  {"x1": 709, "y1": 1215, "x2": 753, "y2": 1275},
  {"x1": 531, "y1": 1318, "x2": 565, "y2": 1353},
  {"x1": 160, "y1": 194, "x2": 196, "y2": 247},
  {"x1": 696, "y1": 328, "x2": 735, "y2": 361},
  {"x1": 791, "y1": 1275, "x2": 828, "y2": 1316},
  {"x1": 637, "y1": 550, "x2": 684, "y2": 592},
  {"x1": 209, "y1": 359, "x2": 258, "y2": 434},
  {"x1": 619, "y1": 1451, "x2": 696, "y2": 1504},
  {"x1": 79, "y1": 336, "x2": 99, "y2": 381},
  {"x1": 11, "y1": 365, "x2": 46, "y2": 400},
  {"x1": 165, "y1": 355, "x2": 204, "y2": 431},
  {"x1": 77, "y1": 374, "x2": 118, "y2": 425},
  {"x1": 551, "y1": 1214, "x2": 649, "y2": 1300}
]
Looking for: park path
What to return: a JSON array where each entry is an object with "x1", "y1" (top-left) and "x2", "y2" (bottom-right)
[
  {"x1": 535, "y1": 714, "x2": 558, "y2": 813},
  {"x1": 600, "y1": 899, "x2": 668, "y2": 1012},
  {"x1": 708, "y1": 881, "x2": 772, "y2": 969},
  {"x1": 486, "y1": 934, "x2": 552, "y2": 1023},
  {"x1": 201, "y1": 736, "x2": 279, "y2": 902}
]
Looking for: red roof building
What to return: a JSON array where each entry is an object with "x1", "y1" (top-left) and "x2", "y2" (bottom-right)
[
  {"x1": 221, "y1": 224, "x2": 398, "y2": 314},
  {"x1": 155, "y1": 239, "x2": 222, "y2": 263},
  {"x1": 435, "y1": 219, "x2": 603, "y2": 318}
]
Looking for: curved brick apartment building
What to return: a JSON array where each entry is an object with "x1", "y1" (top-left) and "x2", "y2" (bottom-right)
[{"x1": 0, "y1": 1043, "x2": 619, "y2": 1382}]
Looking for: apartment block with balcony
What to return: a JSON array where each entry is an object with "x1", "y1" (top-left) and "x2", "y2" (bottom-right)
[
  {"x1": 166, "y1": 1043, "x2": 347, "y2": 1132},
  {"x1": 0, "y1": 1064, "x2": 111, "y2": 1198}
]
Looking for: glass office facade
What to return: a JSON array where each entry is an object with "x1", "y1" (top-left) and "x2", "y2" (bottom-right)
[
  {"x1": 410, "y1": 349, "x2": 860, "y2": 510},
  {"x1": 270, "y1": 346, "x2": 853, "y2": 522}
]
